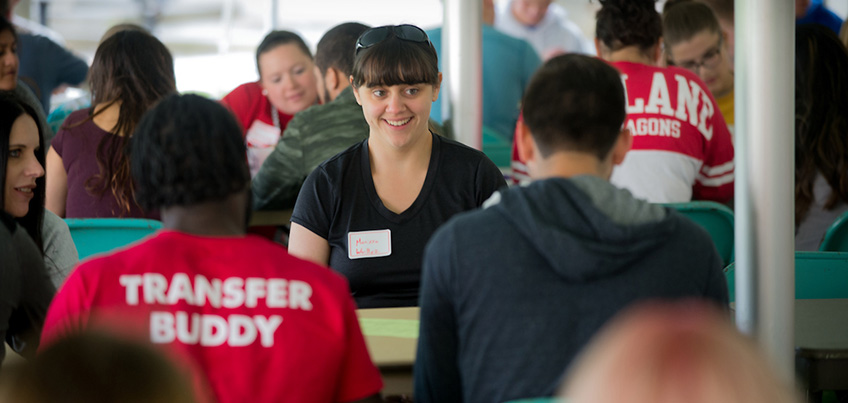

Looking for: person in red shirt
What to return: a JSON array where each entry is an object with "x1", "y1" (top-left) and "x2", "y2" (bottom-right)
[
  {"x1": 41, "y1": 94, "x2": 383, "y2": 403},
  {"x1": 597, "y1": 0, "x2": 734, "y2": 203},
  {"x1": 512, "y1": 0, "x2": 734, "y2": 204},
  {"x1": 221, "y1": 31, "x2": 320, "y2": 177}
]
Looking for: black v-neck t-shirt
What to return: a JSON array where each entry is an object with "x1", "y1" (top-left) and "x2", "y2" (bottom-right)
[{"x1": 292, "y1": 133, "x2": 506, "y2": 308}]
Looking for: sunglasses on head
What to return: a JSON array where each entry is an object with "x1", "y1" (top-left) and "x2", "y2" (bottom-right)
[{"x1": 355, "y1": 24, "x2": 430, "y2": 55}]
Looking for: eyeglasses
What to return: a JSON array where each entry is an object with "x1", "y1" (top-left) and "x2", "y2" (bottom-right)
[
  {"x1": 675, "y1": 37, "x2": 724, "y2": 73},
  {"x1": 355, "y1": 24, "x2": 430, "y2": 55}
]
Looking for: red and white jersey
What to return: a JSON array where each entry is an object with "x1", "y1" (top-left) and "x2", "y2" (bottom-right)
[
  {"x1": 41, "y1": 231, "x2": 383, "y2": 403},
  {"x1": 509, "y1": 62, "x2": 734, "y2": 203},
  {"x1": 510, "y1": 114, "x2": 531, "y2": 185},
  {"x1": 609, "y1": 61, "x2": 734, "y2": 203}
]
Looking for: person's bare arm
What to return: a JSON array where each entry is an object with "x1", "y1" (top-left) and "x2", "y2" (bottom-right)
[
  {"x1": 287, "y1": 222, "x2": 330, "y2": 266},
  {"x1": 45, "y1": 147, "x2": 68, "y2": 218}
]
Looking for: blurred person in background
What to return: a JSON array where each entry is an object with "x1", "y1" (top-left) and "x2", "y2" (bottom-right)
[
  {"x1": 0, "y1": 16, "x2": 52, "y2": 146},
  {"x1": 796, "y1": 0, "x2": 843, "y2": 35},
  {"x1": 560, "y1": 301, "x2": 801, "y2": 403},
  {"x1": 0, "y1": 332, "x2": 197, "y2": 403},
  {"x1": 663, "y1": 1, "x2": 735, "y2": 132},
  {"x1": 794, "y1": 25, "x2": 848, "y2": 251},
  {"x1": 252, "y1": 22, "x2": 371, "y2": 211},
  {"x1": 45, "y1": 30, "x2": 175, "y2": 219},
  {"x1": 427, "y1": 0, "x2": 541, "y2": 141},
  {"x1": 494, "y1": 0, "x2": 594, "y2": 59},
  {"x1": 1, "y1": 0, "x2": 88, "y2": 115},
  {"x1": 222, "y1": 30, "x2": 319, "y2": 177}
]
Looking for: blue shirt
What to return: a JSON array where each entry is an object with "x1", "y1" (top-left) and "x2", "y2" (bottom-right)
[
  {"x1": 426, "y1": 25, "x2": 541, "y2": 141},
  {"x1": 797, "y1": 0, "x2": 844, "y2": 34}
]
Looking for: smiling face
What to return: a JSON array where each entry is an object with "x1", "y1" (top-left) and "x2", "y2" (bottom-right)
[
  {"x1": 258, "y1": 43, "x2": 319, "y2": 115},
  {"x1": 4, "y1": 114, "x2": 44, "y2": 218},
  {"x1": 0, "y1": 29, "x2": 18, "y2": 91},
  {"x1": 669, "y1": 30, "x2": 734, "y2": 99},
  {"x1": 353, "y1": 77, "x2": 440, "y2": 152}
]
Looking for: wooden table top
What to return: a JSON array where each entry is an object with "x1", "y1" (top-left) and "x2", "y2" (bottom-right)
[{"x1": 356, "y1": 307, "x2": 419, "y2": 367}]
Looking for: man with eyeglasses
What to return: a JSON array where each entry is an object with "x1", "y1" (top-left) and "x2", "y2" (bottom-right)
[{"x1": 663, "y1": 1, "x2": 735, "y2": 132}]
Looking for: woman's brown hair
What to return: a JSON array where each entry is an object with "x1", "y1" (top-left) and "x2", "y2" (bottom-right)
[
  {"x1": 83, "y1": 30, "x2": 176, "y2": 216},
  {"x1": 795, "y1": 25, "x2": 848, "y2": 226}
]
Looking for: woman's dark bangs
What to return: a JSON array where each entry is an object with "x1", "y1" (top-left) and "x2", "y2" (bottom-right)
[{"x1": 356, "y1": 40, "x2": 438, "y2": 87}]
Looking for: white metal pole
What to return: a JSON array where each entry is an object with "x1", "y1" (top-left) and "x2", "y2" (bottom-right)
[
  {"x1": 735, "y1": 0, "x2": 795, "y2": 382},
  {"x1": 270, "y1": 0, "x2": 279, "y2": 30},
  {"x1": 443, "y1": 0, "x2": 482, "y2": 149}
]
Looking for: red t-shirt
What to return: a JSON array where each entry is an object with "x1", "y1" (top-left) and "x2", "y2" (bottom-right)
[
  {"x1": 510, "y1": 61, "x2": 734, "y2": 203},
  {"x1": 220, "y1": 81, "x2": 294, "y2": 136},
  {"x1": 42, "y1": 231, "x2": 383, "y2": 403},
  {"x1": 221, "y1": 82, "x2": 297, "y2": 177}
]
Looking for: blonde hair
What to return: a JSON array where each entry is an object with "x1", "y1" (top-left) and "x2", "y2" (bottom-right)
[{"x1": 560, "y1": 301, "x2": 801, "y2": 403}]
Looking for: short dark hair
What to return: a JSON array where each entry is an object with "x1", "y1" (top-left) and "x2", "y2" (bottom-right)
[
  {"x1": 6, "y1": 332, "x2": 196, "y2": 403},
  {"x1": 596, "y1": 0, "x2": 662, "y2": 55},
  {"x1": 131, "y1": 94, "x2": 250, "y2": 210},
  {"x1": 314, "y1": 22, "x2": 370, "y2": 77},
  {"x1": 0, "y1": 91, "x2": 45, "y2": 253},
  {"x1": 0, "y1": 15, "x2": 15, "y2": 39},
  {"x1": 696, "y1": 0, "x2": 733, "y2": 22},
  {"x1": 255, "y1": 30, "x2": 312, "y2": 76},
  {"x1": 522, "y1": 54, "x2": 625, "y2": 159},
  {"x1": 351, "y1": 25, "x2": 439, "y2": 88},
  {"x1": 663, "y1": 1, "x2": 721, "y2": 48}
]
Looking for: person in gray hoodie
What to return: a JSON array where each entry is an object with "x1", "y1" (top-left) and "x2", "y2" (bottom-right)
[{"x1": 414, "y1": 53, "x2": 729, "y2": 403}]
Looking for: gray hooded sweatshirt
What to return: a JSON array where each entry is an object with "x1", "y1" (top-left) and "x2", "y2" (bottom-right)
[{"x1": 415, "y1": 175, "x2": 728, "y2": 403}]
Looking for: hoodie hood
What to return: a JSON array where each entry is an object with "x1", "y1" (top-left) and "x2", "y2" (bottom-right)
[{"x1": 483, "y1": 175, "x2": 675, "y2": 282}]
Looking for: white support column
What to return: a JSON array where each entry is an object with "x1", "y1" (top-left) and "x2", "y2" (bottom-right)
[
  {"x1": 735, "y1": 0, "x2": 795, "y2": 382},
  {"x1": 443, "y1": 0, "x2": 482, "y2": 149},
  {"x1": 270, "y1": 0, "x2": 279, "y2": 30}
]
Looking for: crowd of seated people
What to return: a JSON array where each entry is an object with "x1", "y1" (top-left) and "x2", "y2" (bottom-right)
[{"x1": 0, "y1": 0, "x2": 846, "y2": 401}]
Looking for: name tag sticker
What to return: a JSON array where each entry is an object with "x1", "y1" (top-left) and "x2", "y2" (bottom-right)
[{"x1": 348, "y1": 229, "x2": 391, "y2": 259}]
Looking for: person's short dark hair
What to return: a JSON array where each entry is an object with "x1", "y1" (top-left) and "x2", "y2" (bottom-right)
[
  {"x1": 596, "y1": 0, "x2": 662, "y2": 54},
  {"x1": 0, "y1": 91, "x2": 45, "y2": 253},
  {"x1": 0, "y1": 15, "x2": 15, "y2": 39},
  {"x1": 314, "y1": 22, "x2": 370, "y2": 77},
  {"x1": 663, "y1": 1, "x2": 721, "y2": 47},
  {"x1": 130, "y1": 94, "x2": 250, "y2": 211},
  {"x1": 255, "y1": 30, "x2": 312, "y2": 75},
  {"x1": 351, "y1": 24, "x2": 439, "y2": 88},
  {"x1": 522, "y1": 54, "x2": 626, "y2": 159},
  {"x1": 1, "y1": 332, "x2": 196, "y2": 403},
  {"x1": 696, "y1": 0, "x2": 734, "y2": 22}
]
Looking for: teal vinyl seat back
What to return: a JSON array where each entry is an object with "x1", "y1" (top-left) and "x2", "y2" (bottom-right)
[
  {"x1": 819, "y1": 211, "x2": 848, "y2": 252},
  {"x1": 663, "y1": 201, "x2": 735, "y2": 267},
  {"x1": 724, "y1": 251, "x2": 848, "y2": 302},
  {"x1": 482, "y1": 125, "x2": 512, "y2": 169},
  {"x1": 65, "y1": 218, "x2": 163, "y2": 260}
]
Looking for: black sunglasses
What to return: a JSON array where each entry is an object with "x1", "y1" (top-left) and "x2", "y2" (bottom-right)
[{"x1": 355, "y1": 24, "x2": 430, "y2": 55}]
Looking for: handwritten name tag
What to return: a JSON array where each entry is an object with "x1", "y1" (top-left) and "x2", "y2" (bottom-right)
[{"x1": 348, "y1": 229, "x2": 391, "y2": 259}]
